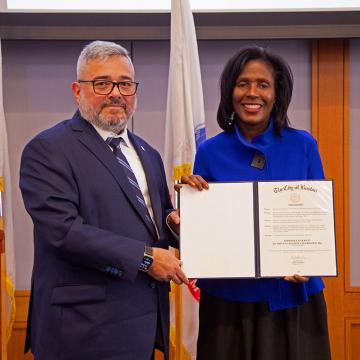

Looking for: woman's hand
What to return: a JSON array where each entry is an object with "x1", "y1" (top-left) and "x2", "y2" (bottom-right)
[
  {"x1": 284, "y1": 274, "x2": 309, "y2": 283},
  {"x1": 174, "y1": 175, "x2": 209, "y2": 192}
]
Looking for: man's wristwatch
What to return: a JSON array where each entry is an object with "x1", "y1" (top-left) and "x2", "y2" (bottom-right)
[{"x1": 139, "y1": 246, "x2": 154, "y2": 272}]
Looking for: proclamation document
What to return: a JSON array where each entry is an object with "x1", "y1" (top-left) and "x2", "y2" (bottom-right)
[
  {"x1": 180, "y1": 180, "x2": 337, "y2": 278},
  {"x1": 257, "y1": 180, "x2": 337, "y2": 277}
]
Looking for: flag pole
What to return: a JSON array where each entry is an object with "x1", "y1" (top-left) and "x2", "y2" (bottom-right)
[
  {"x1": 173, "y1": 183, "x2": 183, "y2": 359},
  {"x1": 175, "y1": 270, "x2": 183, "y2": 359},
  {"x1": 165, "y1": 0, "x2": 206, "y2": 358}
]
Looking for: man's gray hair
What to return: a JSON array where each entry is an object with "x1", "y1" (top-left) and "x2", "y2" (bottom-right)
[{"x1": 77, "y1": 40, "x2": 132, "y2": 78}]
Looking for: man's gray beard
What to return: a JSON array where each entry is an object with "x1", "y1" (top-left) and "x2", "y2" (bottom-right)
[{"x1": 79, "y1": 102, "x2": 133, "y2": 134}]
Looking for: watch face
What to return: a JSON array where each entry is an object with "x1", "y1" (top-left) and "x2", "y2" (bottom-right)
[{"x1": 140, "y1": 255, "x2": 153, "y2": 272}]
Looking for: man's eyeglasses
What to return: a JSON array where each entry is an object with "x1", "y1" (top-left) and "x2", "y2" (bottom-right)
[{"x1": 78, "y1": 80, "x2": 139, "y2": 96}]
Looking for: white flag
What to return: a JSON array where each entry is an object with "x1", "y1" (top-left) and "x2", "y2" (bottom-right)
[
  {"x1": 0, "y1": 39, "x2": 16, "y2": 344},
  {"x1": 165, "y1": 0, "x2": 206, "y2": 186},
  {"x1": 165, "y1": 0, "x2": 206, "y2": 358}
]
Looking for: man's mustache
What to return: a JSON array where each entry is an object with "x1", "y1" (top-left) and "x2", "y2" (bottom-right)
[{"x1": 101, "y1": 99, "x2": 127, "y2": 109}]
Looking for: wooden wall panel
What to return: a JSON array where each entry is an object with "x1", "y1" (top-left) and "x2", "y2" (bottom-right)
[
  {"x1": 313, "y1": 39, "x2": 360, "y2": 360},
  {"x1": 312, "y1": 38, "x2": 346, "y2": 360},
  {"x1": 7, "y1": 291, "x2": 32, "y2": 360},
  {"x1": 345, "y1": 318, "x2": 360, "y2": 360}
]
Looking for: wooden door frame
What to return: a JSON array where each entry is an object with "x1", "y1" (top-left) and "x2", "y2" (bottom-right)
[{"x1": 312, "y1": 39, "x2": 360, "y2": 360}]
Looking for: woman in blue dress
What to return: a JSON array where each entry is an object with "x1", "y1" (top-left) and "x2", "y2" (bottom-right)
[{"x1": 181, "y1": 46, "x2": 331, "y2": 360}]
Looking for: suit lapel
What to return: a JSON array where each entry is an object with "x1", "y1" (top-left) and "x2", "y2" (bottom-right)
[
  {"x1": 128, "y1": 132, "x2": 163, "y2": 236},
  {"x1": 70, "y1": 112, "x2": 156, "y2": 237}
]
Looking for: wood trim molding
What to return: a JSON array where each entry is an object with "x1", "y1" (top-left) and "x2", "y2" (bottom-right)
[
  {"x1": 0, "y1": 229, "x2": 4, "y2": 254},
  {"x1": 312, "y1": 39, "x2": 347, "y2": 360},
  {"x1": 12, "y1": 291, "x2": 30, "y2": 330},
  {"x1": 346, "y1": 286, "x2": 360, "y2": 292},
  {"x1": 311, "y1": 40, "x2": 319, "y2": 139}
]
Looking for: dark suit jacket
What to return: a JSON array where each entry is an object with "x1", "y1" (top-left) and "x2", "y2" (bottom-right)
[{"x1": 20, "y1": 111, "x2": 176, "y2": 360}]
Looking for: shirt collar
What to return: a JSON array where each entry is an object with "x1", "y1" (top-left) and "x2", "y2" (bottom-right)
[
  {"x1": 91, "y1": 123, "x2": 130, "y2": 148},
  {"x1": 234, "y1": 117, "x2": 275, "y2": 152}
]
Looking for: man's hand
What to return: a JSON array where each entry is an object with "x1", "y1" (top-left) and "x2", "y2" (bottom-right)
[
  {"x1": 167, "y1": 210, "x2": 180, "y2": 235},
  {"x1": 148, "y1": 248, "x2": 189, "y2": 285},
  {"x1": 284, "y1": 274, "x2": 309, "y2": 283}
]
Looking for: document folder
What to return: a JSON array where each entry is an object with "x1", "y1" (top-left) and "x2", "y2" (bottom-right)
[{"x1": 179, "y1": 180, "x2": 337, "y2": 278}]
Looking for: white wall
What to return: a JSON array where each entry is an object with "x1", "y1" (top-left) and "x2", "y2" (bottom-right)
[{"x1": 3, "y1": 39, "x2": 311, "y2": 289}]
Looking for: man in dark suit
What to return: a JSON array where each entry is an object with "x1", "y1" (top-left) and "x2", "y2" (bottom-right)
[{"x1": 20, "y1": 40, "x2": 187, "y2": 360}]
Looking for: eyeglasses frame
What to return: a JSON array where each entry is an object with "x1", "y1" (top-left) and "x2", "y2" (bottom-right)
[{"x1": 78, "y1": 79, "x2": 139, "y2": 96}]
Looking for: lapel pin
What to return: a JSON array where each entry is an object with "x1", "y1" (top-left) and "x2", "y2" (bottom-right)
[{"x1": 141, "y1": 146, "x2": 145, "y2": 151}]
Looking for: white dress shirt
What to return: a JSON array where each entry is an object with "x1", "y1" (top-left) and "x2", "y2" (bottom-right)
[{"x1": 92, "y1": 124, "x2": 158, "y2": 234}]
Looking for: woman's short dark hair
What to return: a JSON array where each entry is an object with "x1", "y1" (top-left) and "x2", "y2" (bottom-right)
[{"x1": 217, "y1": 46, "x2": 293, "y2": 134}]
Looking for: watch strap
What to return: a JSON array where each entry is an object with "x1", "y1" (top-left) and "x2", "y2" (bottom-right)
[{"x1": 139, "y1": 246, "x2": 154, "y2": 272}]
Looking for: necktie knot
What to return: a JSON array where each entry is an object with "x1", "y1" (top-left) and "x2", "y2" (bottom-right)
[{"x1": 106, "y1": 136, "x2": 122, "y2": 150}]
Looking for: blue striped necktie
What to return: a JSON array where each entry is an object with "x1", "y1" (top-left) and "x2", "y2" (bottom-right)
[{"x1": 107, "y1": 137, "x2": 157, "y2": 234}]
